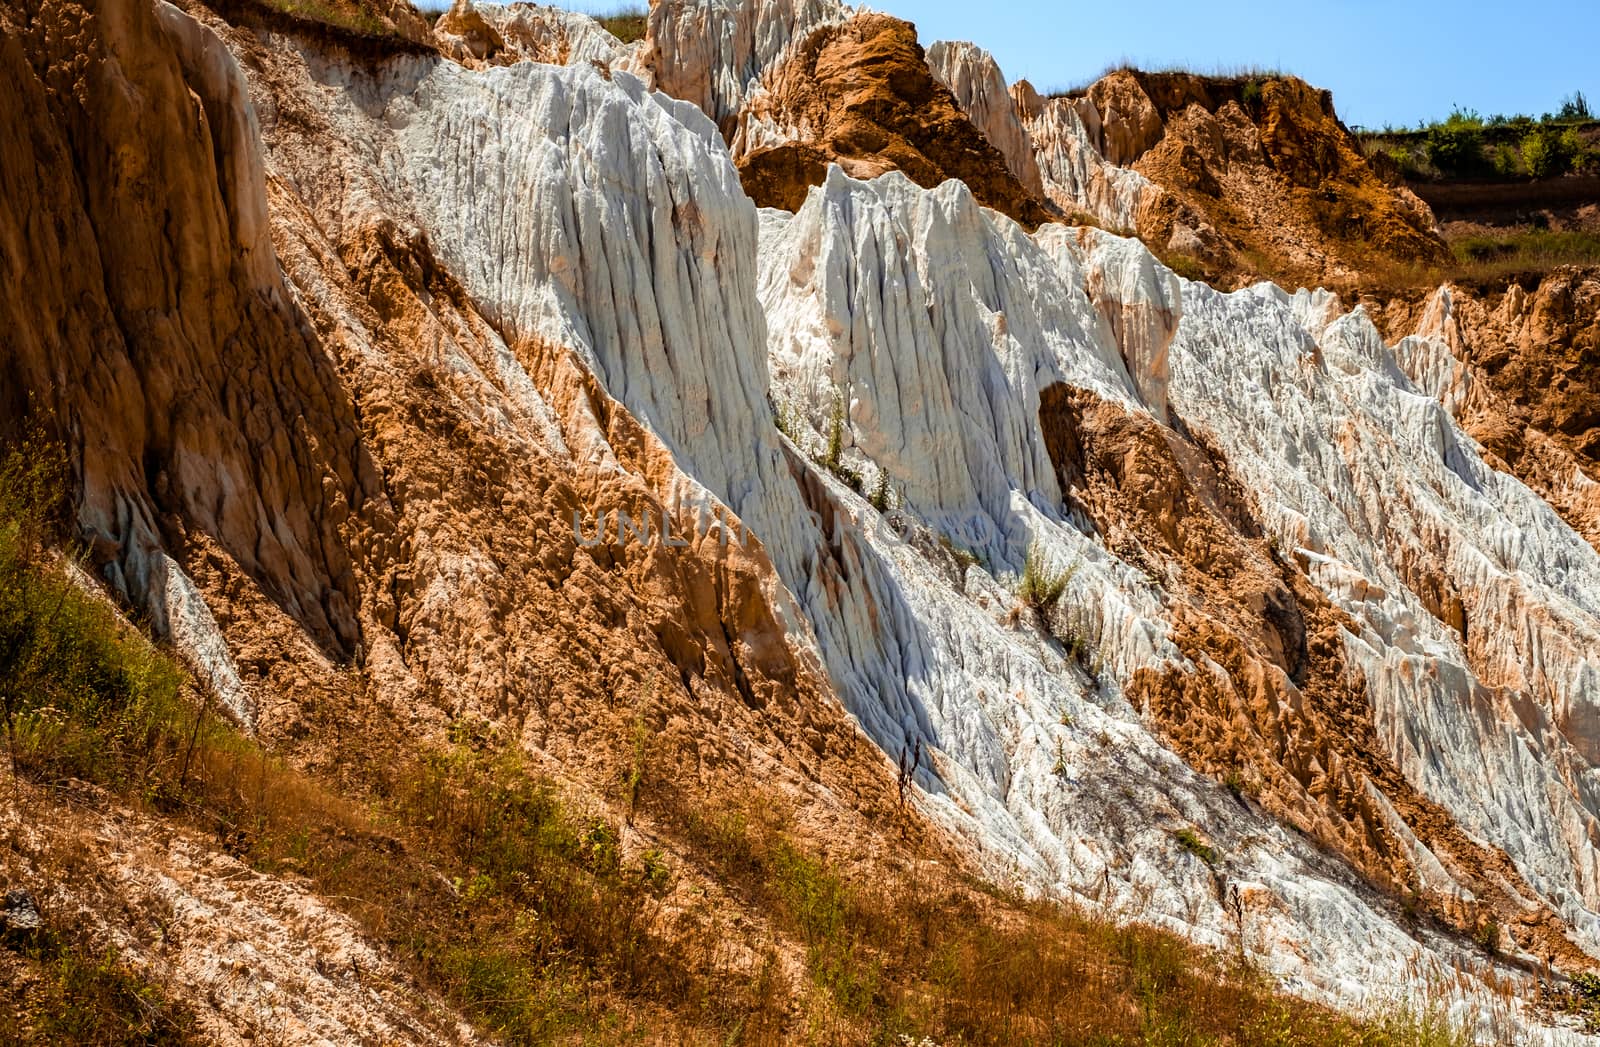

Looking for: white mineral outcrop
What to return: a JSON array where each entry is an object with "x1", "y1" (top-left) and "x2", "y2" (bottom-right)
[
  {"x1": 462, "y1": 1, "x2": 624, "y2": 66},
  {"x1": 202, "y1": 6, "x2": 1600, "y2": 1037},
  {"x1": 640, "y1": 0, "x2": 849, "y2": 125},
  {"x1": 1012, "y1": 78, "x2": 1161, "y2": 233},
  {"x1": 925, "y1": 40, "x2": 1045, "y2": 198}
]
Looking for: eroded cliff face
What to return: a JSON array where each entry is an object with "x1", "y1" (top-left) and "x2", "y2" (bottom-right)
[
  {"x1": 1376, "y1": 271, "x2": 1600, "y2": 552},
  {"x1": 0, "y1": 0, "x2": 374, "y2": 709},
  {"x1": 756, "y1": 168, "x2": 1600, "y2": 1025},
  {"x1": 1013, "y1": 70, "x2": 1448, "y2": 287},
  {"x1": 1, "y1": 1, "x2": 913, "y2": 1035},
  {"x1": 728, "y1": 14, "x2": 1054, "y2": 226},
  {"x1": 924, "y1": 40, "x2": 1045, "y2": 198},
  {"x1": 432, "y1": 0, "x2": 624, "y2": 67},
  {"x1": 5, "y1": 0, "x2": 1600, "y2": 1041}
]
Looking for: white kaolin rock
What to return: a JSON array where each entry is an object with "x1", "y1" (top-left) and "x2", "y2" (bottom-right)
[
  {"x1": 925, "y1": 40, "x2": 1045, "y2": 199},
  {"x1": 260, "y1": 30, "x2": 1599, "y2": 1040}
]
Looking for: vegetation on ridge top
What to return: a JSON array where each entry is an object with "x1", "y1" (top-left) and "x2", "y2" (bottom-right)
[
  {"x1": 595, "y1": 6, "x2": 648, "y2": 44},
  {"x1": 1357, "y1": 94, "x2": 1599, "y2": 181}
]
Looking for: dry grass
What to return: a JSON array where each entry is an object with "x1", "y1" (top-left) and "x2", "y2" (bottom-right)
[
  {"x1": 259, "y1": 0, "x2": 392, "y2": 36},
  {"x1": 594, "y1": 8, "x2": 647, "y2": 44},
  {"x1": 1042, "y1": 61, "x2": 1290, "y2": 100},
  {"x1": 1353, "y1": 228, "x2": 1600, "y2": 294},
  {"x1": 662, "y1": 794, "x2": 1471, "y2": 1046},
  {"x1": 1449, "y1": 228, "x2": 1600, "y2": 282},
  {"x1": 1155, "y1": 248, "x2": 1213, "y2": 283}
]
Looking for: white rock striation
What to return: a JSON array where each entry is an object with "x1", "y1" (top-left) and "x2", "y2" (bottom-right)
[
  {"x1": 641, "y1": 0, "x2": 850, "y2": 127},
  {"x1": 1012, "y1": 79, "x2": 1160, "y2": 233},
  {"x1": 472, "y1": 2, "x2": 625, "y2": 67},
  {"x1": 756, "y1": 169, "x2": 1596, "y2": 1040},
  {"x1": 925, "y1": 40, "x2": 1045, "y2": 199},
  {"x1": 1174, "y1": 280, "x2": 1600, "y2": 947}
]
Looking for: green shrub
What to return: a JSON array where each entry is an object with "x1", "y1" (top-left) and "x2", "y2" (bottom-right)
[
  {"x1": 1440, "y1": 105, "x2": 1484, "y2": 130},
  {"x1": 1522, "y1": 126, "x2": 1580, "y2": 178},
  {"x1": 868, "y1": 468, "x2": 894, "y2": 512},
  {"x1": 1474, "y1": 916, "x2": 1500, "y2": 955},
  {"x1": 1425, "y1": 123, "x2": 1484, "y2": 175},
  {"x1": 824, "y1": 391, "x2": 846, "y2": 472},
  {"x1": 1491, "y1": 142, "x2": 1521, "y2": 176},
  {"x1": 814, "y1": 389, "x2": 865, "y2": 492},
  {"x1": 1383, "y1": 144, "x2": 1425, "y2": 178}
]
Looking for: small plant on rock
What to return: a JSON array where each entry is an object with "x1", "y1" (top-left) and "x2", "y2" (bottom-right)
[
  {"x1": 1240, "y1": 79, "x2": 1264, "y2": 110},
  {"x1": 1017, "y1": 544, "x2": 1075, "y2": 615},
  {"x1": 868, "y1": 469, "x2": 894, "y2": 513},
  {"x1": 939, "y1": 534, "x2": 982, "y2": 573},
  {"x1": 1474, "y1": 916, "x2": 1501, "y2": 955},
  {"x1": 1174, "y1": 827, "x2": 1219, "y2": 867}
]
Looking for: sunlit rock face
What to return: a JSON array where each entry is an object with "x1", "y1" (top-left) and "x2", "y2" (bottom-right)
[
  {"x1": 7, "y1": 0, "x2": 1600, "y2": 1040},
  {"x1": 924, "y1": 39, "x2": 1046, "y2": 199},
  {"x1": 238, "y1": 21, "x2": 1600, "y2": 1032}
]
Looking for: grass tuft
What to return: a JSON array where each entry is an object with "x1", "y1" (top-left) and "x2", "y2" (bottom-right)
[{"x1": 1017, "y1": 543, "x2": 1076, "y2": 614}]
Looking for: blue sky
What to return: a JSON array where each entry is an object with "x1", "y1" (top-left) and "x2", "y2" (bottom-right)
[
  {"x1": 834, "y1": 0, "x2": 1599, "y2": 129},
  {"x1": 556, "y1": 0, "x2": 1598, "y2": 130}
]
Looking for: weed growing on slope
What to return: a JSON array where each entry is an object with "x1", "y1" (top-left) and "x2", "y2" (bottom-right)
[
  {"x1": 0, "y1": 435, "x2": 686, "y2": 1041},
  {"x1": 1173, "y1": 827, "x2": 1219, "y2": 867},
  {"x1": 1017, "y1": 543, "x2": 1076, "y2": 614},
  {"x1": 938, "y1": 533, "x2": 983, "y2": 573},
  {"x1": 6, "y1": 927, "x2": 202, "y2": 1045}
]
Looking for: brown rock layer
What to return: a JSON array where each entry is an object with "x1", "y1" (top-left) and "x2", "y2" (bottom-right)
[
  {"x1": 1372, "y1": 269, "x2": 1600, "y2": 550},
  {"x1": 1071, "y1": 70, "x2": 1448, "y2": 287},
  {"x1": 734, "y1": 14, "x2": 1054, "y2": 227},
  {"x1": 0, "y1": 0, "x2": 376, "y2": 654}
]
